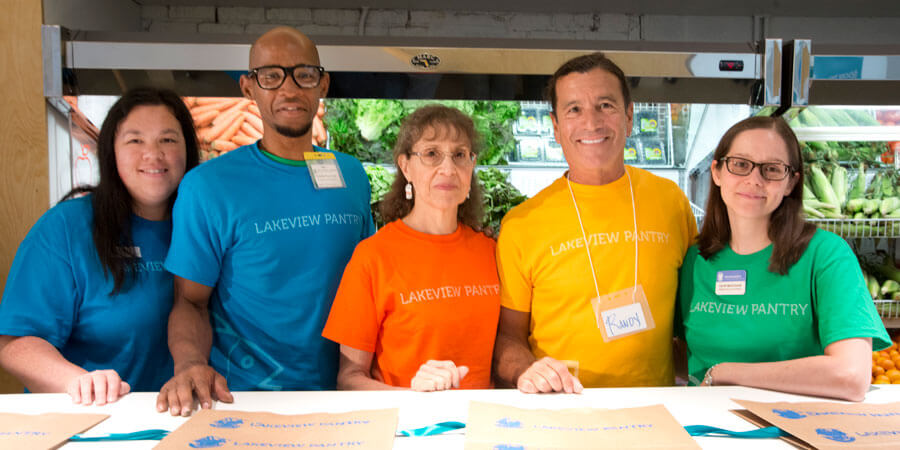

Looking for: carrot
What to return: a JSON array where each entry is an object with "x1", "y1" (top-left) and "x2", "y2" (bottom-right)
[
  {"x1": 213, "y1": 99, "x2": 251, "y2": 127},
  {"x1": 190, "y1": 98, "x2": 240, "y2": 117},
  {"x1": 211, "y1": 140, "x2": 239, "y2": 152},
  {"x1": 316, "y1": 101, "x2": 325, "y2": 118},
  {"x1": 219, "y1": 115, "x2": 245, "y2": 142},
  {"x1": 232, "y1": 134, "x2": 257, "y2": 147},
  {"x1": 248, "y1": 103, "x2": 261, "y2": 116},
  {"x1": 203, "y1": 110, "x2": 241, "y2": 142},
  {"x1": 312, "y1": 117, "x2": 327, "y2": 146},
  {"x1": 242, "y1": 112, "x2": 264, "y2": 134},
  {"x1": 240, "y1": 122, "x2": 262, "y2": 139},
  {"x1": 183, "y1": 97, "x2": 196, "y2": 107},
  {"x1": 192, "y1": 110, "x2": 218, "y2": 128},
  {"x1": 194, "y1": 97, "x2": 239, "y2": 106}
]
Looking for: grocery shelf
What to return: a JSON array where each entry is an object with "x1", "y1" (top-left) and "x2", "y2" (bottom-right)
[
  {"x1": 875, "y1": 300, "x2": 900, "y2": 328},
  {"x1": 794, "y1": 126, "x2": 900, "y2": 142},
  {"x1": 808, "y1": 218, "x2": 900, "y2": 238}
]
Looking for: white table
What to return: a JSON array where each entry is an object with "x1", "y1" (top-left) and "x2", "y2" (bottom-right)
[{"x1": 2, "y1": 386, "x2": 899, "y2": 449}]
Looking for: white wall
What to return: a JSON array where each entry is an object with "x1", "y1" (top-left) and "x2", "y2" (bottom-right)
[{"x1": 128, "y1": 6, "x2": 900, "y2": 45}]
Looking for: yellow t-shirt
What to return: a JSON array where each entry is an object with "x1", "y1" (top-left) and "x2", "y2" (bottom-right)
[{"x1": 497, "y1": 166, "x2": 696, "y2": 387}]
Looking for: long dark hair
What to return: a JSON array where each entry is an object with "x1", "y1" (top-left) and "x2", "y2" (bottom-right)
[
  {"x1": 62, "y1": 87, "x2": 200, "y2": 294},
  {"x1": 697, "y1": 116, "x2": 816, "y2": 274},
  {"x1": 380, "y1": 105, "x2": 485, "y2": 231}
]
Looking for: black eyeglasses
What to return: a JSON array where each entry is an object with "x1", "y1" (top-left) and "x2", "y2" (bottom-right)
[
  {"x1": 248, "y1": 64, "x2": 325, "y2": 90},
  {"x1": 720, "y1": 156, "x2": 795, "y2": 181}
]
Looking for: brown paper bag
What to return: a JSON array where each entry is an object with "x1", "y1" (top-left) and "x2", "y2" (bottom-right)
[
  {"x1": 733, "y1": 399, "x2": 900, "y2": 449},
  {"x1": 0, "y1": 412, "x2": 108, "y2": 450},
  {"x1": 155, "y1": 408, "x2": 398, "y2": 450},
  {"x1": 464, "y1": 401, "x2": 699, "y2": 449}
]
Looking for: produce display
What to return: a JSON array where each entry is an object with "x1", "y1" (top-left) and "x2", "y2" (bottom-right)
[
  {"x1": 872, "y1": 336, "x2": 900, "y2": 384},
  {"x1": 182, "y1": 97, "x2": 326, "y2": 161},
  {"x1": 795, "y1": 107, "x2": 899, "y2": 235},
  {"x1": 363, "y1": 165, "x2": 527, "y2": 232},
  {"x1": 324, "y1": 99, "x2": 521, "y2": 165}
]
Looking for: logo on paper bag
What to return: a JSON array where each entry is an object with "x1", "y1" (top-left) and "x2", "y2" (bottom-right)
[
  {"x1": 189, "y1": 436, "x2": 228, "y2": 448},
  {"x1": 772, "y1": 409, "x2": 807, "y2": 419},
  {"x1": 210, "y1": 417, "x2": 244, "y2": 429},
  {"x1": 816, "y1": 428, "x2": 856, "y2": 443},
  {"x1": 496, "y1": 418, "x2": 523, "y2": 429}
]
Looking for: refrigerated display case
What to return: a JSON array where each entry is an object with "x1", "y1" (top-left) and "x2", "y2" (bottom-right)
[{"x1": 785, "y1": 105, "x2": 900, "y2": 328}]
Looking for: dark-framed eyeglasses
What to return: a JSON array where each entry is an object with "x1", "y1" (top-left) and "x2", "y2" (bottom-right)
[
  {"x1": 248, "y1": 64, "x2": 325, "y2": 90},
  {"x1": 410, "y1": 150, "x2": 477, "y2": 167},
  {"x1": 720, "y1": 156, "x2": 795, "y2": 181}
]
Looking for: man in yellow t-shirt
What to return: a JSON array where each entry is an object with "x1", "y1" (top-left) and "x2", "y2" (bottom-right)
[{"x1": 493, "y1": 53, "x2": 697, "y2": 392}]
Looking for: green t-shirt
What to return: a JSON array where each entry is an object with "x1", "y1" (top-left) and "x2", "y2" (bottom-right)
[{"x1": 677, "y1": 229, "x2": 891, "y2": 385}]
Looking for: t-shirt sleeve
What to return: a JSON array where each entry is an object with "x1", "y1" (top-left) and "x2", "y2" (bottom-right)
[
  {"x1": 164, "y1": 174, "x2": 224, "y2": 287},
  {"x1": 322, "y1": 242, "x2": 381, "y2": 352},
  {"x1": 674, "y1": 247, "x2": 699, "y2": 340},
  {"x1": 682, "y1": 193, "x2": 698, "y2": 250},
  {"x1": 812, "y1": 233, "x2": 892, "y2": 351},
  {"x1": 496, "y1": 226, "x2": 532, "y2": 312},
  {"x1": 0, "y1": 210, "x2": 78, "y2": 349}
]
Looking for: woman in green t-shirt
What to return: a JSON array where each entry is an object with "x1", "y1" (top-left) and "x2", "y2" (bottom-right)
[{"x1": 676, "y1": 116, "x2": 890, "y2": 401}]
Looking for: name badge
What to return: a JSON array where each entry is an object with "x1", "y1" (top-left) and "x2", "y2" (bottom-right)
[
  {"x1": 715, "y1": 270, "x2": 747, "y2": 295},
  {"x1": 591, "y1": 285, "x2": 656, "y2": 343},
  {"x1": 304, "y1": 152, "x2": 346, "y2": 189}
]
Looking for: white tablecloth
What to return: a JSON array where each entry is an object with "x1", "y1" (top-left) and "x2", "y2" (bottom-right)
[{"x1": 2, "y1": 385, "x2": 899, "y2": 449}]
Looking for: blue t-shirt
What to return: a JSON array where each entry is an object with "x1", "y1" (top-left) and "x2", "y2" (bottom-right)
[
  {"x1": 165, "y1": 143, "x2": 374, "y2": 391},
  {"x1": 0, "y1": 195, "x2": 174, "y2": 391}
]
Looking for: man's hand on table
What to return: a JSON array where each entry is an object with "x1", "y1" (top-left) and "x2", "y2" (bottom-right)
[
  {"x1": 156, "y1": 362, "x2": 233, "y2": 416},
  {"x1": 517, "y1": 356, "x2": 583, "y2": 394}
]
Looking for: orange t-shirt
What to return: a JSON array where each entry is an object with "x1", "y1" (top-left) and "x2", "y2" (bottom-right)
[{"x1": 322, "y1": 220, "x2": 500, "y2": 389}]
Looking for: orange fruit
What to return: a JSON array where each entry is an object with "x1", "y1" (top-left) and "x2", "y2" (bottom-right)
[
  {"x1": 891, "y1": 350, "x2": 900, "y2": 358},
  {"x1": 879, "y1": 359, "x2": 897, "y2": 371},
  {"x1": 874, "y1": 365, "x2": 886, "y2": 377},
  {"x1": 874, "y1": 375, "x2": 891, "y2": 384},
  {"x1": 887, "y1": 369, "x2": 900, "y2": 383}
]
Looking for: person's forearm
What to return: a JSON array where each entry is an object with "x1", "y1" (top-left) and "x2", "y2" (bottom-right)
[
  {"x1": 0, "y1": 336, "x2": 86, "y2": 392},
  {"x1": 492, "y1": 332, "x2": 536, "y2": 388},
  {"x1": 713, "y1": 356, "x2": 870, "y2": 401},
  {"x1": 336, "y1": 370, "x2": 404, "y2": 391},
  {"x1": 167, "y1": 298, "x2": 213, "y2": 372}
]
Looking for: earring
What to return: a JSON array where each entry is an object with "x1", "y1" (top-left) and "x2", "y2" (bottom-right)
[
  {"x1": 405, "y1": 182, "x2": 413, "y2": 200},
  {"x1": 466, "y1": 191, "x2": 470, "y2": 200}
]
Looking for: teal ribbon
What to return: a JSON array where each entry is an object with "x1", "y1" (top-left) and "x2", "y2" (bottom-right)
[
  {"x1": 70, "y1": 429, "x2": 170, "y2": 441},
  {"x1": 684, "y1": 425, "x2": 786, "y2": 438},
  {"x1": 66, "y1": 423, "x2": 783, "y2": 441},
  {"x1": 397, "y1": 421, "x2": 466, "y2": 437}
]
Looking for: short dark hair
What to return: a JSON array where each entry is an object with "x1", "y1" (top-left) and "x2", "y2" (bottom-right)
[
  {"x1": 698, "y1": 116, "x2": 816, "y2": 275},
  {"x1": 380, "y1": 105, "x2": 485, "y2": 231},
  {"x1": 64, "y1": 87, "x2": 200, "y2": 294},
  {"x1": 545, "y1": 52, "x2": 631, "y2": 115}
]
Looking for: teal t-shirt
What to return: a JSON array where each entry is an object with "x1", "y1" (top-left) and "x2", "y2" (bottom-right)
[
  {"x1": 165, "y1": 143, "x2": 374, "y2": 391},
  {"x1": 677, "y1": 229, "x2": 891, "y2": 385},
  {"x1": 0, "y1": 195, "x2": 174, "y2": 391}
]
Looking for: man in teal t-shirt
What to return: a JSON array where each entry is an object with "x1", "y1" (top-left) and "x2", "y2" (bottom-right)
[
  {"x1": 678, "y1": 229, "x2": 891, "y2": 385},
  {"x1": 157, "y1": 27, "x2": 374, "y2": 416}
]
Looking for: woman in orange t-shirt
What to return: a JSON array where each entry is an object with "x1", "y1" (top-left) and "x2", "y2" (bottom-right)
[{"x1": 322, "y1": 105, "x2": 500, "y2": 391}]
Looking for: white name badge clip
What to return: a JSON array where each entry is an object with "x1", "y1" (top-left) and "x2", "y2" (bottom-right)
[
  {"x1": 591, "y1": 284, "x2": 655, "y2": 343},
  {"x1": 715, "y1": 270, "x2": 747, "y2": 295},
  {"x1": 304, "y1": 152, "x2": 346, "y2": 189}
]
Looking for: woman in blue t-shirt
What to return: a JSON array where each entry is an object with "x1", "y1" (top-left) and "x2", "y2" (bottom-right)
[
  {"x1": 0, "y1": 88, "x2": 199, "y2": 404},
  {"x1": 677, "y1": 116, "x2": 890, "y2": 401}
]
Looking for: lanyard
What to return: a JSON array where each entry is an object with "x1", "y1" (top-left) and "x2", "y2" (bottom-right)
[{"x1": 565, "y1": 168, "x2": 639, "y2": 301}]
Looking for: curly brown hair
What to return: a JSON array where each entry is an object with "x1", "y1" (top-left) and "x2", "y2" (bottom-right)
[{"x1": 380, "y1": 105, "x2": 485, "y2": 231}]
